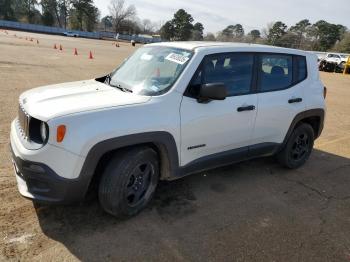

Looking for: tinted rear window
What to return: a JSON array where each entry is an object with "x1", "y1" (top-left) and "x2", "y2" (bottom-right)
[
  {"x1": 259, "y1": 54, "x2": 293, "y2": 92},
  {"x1": 296, "y1": 56, "x2": 307, "y2": 82}
]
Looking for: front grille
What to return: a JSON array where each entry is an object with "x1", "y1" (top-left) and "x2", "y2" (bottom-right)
[{"x1": 18, "y1": 104, "x2": 31, "y2": 139}]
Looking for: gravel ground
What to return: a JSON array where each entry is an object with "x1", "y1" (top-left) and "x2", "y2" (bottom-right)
[{"x1": 0, "y1": 30, "x2": 350, "y2": 262}]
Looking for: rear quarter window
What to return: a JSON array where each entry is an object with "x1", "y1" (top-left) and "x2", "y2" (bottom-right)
[{"x1": 296, "y1": 56, "x2": 307, "y2": 82}]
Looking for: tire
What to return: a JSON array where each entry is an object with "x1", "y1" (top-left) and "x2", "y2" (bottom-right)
[
  {"x1": 98, "y1": 147, "x2": 159, "y2": 218},
  {"x1": 277, "y1": 123, "x2": 314, "y2": 169},
  {"x1": 339, "y1": 61, "x2": 346, "y2": 70}
]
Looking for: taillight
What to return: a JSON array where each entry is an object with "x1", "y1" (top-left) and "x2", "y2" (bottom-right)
[{"x1": 323, "y1": 86, "x2": 327, "y2": 99}]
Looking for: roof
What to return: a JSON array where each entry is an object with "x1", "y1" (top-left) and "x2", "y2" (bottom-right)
[
  {"x1": 149, "y1": 41, "x2": 260, "y2": 50},
  {"x1": 148, "y1": 41, "x2": 311, "y2": 56}
]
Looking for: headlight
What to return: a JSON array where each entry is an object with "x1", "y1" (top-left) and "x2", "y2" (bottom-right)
[{"x1": 40, "y1": 122, "x2": 49, "y2": 143}]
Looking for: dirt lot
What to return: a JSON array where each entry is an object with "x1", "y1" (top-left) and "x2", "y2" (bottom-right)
[{"x1": 0, "y1": 30, "x2": 350, "y2": 262}]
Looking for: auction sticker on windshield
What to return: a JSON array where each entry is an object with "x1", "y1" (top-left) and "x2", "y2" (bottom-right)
[
  {"x1": 140, "y1": 53, "x2": 153, "y2": 61},
  {"x1": 165, "y1": 53, "x2": 190, "y2": 65}
]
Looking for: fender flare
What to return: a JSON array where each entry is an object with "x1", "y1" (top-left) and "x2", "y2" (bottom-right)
[
  {"x1": 281, "y1": 108, "x2": 325, "y2": 148},
  {"x1": 77, "y1": 131, "x2": 180, "y2": 198}
]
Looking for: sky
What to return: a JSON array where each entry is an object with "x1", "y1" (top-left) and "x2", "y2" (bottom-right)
[{"x1": 94, "y1": 0, "x2": 350, "y2": 33}]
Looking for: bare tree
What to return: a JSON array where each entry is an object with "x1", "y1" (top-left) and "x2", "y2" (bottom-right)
[
  {"x1": 108, "y1": 0, "x2": 136, "y2": 33},
  {"x1": 142, "y1": 18, "x2": 153, "y2": 33}
]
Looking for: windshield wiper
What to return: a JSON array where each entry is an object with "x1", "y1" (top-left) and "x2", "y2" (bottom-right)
[
  {"x1": 104, "y1": 73, "x2": 112, "y2": 84},
  {"x1": 106, "y1": 73, "x2": 133, "y2": 93},
  {"x1": 111, "y1": 83, "x2": 133, "y2": 93}
]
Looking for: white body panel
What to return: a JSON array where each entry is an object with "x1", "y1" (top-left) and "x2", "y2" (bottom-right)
[
  {"x1": 10, "y1": 121, "x2": 85, "y2": 179},
  {"x1": 48, "y1": 92, "x2": 182, "y2": 159},
  {"x1": 252, "y1": 84, "x2": 306, "y2": 145},
  {"x1": 20, "y1": 80, "x2": 150, "y2": 121},
  {"x1": 180, "y1": 94, "x2": 257, "y2": 165},
  {"x1": 304, "y1": 55, "x2": 327, "y2": 112}
]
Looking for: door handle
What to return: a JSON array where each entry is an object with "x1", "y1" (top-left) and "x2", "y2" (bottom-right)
[
  {"x1": 237, "y1": 105, "x2": 255, "y2": 112},
  {"x1": 288, "y1": 98, "x2": 302, "y2": 104}
]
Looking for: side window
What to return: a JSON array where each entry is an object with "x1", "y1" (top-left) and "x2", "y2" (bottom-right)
[
  {"x1": 259, "y1": 54, "x2": 293, "y2": 92},
  {"x1": 296, "y1": 56, "x2": 307, "y2": 82},
  {"x1": 188, "y1": 53, "x2": 254, "y2": 97}
]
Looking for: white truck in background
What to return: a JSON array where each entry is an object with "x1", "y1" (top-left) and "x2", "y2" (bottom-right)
[
  {"x1": 319, "y1": 53, "x2": 349, "y2": 72},
  {"x1": 324, "y1": 53, "x2": 348, "y2": 65}
]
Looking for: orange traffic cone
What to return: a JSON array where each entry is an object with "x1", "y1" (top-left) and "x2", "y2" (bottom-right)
[
  {"x1": 74, "y1": 48, "x2": 78, "y2": 55},
  {"x1": 54, "y1": 44, "x2": 57, "y2": 49},
  {"x1": 89, "y1": 51, "x2": 93, "y2": 59},
  {"x1": 59, "y1": 44, "x2": 63, "y2": 51}
]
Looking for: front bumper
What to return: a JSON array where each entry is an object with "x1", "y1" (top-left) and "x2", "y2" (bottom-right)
[
  {"x1": 10, "y1": 120, "x2": 89, "y2": 204},
  {"x1": 10, "y1": 145, "x2": 87, "y2": 203}
]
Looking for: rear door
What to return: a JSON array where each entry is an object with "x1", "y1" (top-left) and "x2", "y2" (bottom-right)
[
  {"x1": 251, "y1": 53, "x2": 307, "y2": 146},
  {"x1": 180, "y1": 52, "x2": 258, "y2": 166}
]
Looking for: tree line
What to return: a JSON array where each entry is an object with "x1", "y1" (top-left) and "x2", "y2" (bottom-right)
[
  {"x1": 0, "y1": 0, "x2": 160, "y2": 35},
  {"x1": 214, "y1": 20, "x2": 349, "y2": 52},
  {"x1": 160, "y1": 10, "x2": 349, "y2": 53},
  {"x1": 0, "y1": 0, "x2": 99, "y2": 32},
  {"x1": 0, "y1": 1, "x2": 349, "y2": 52}
]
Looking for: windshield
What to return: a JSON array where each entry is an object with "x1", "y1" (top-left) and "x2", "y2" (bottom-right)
[{"x1": 109, "y1": 46, "x2": 193, "y2": 96}]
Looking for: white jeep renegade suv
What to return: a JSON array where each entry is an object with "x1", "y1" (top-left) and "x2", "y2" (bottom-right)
[{"x1": 10, "y1": 42, "x2": 326, "y2": 217}]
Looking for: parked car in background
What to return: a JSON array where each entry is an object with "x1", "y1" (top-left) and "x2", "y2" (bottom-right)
[
  {"x1": 324, "y1": 53, "x2": 348, "y2": 65},
  {"x1": 10, "y1": 42, "x2": 326, "y2": 218},
  {"x1": 319, "y1": 53, "x2": 349, "y2": 72},
  {"x1": 63, "y1": 31, "x2": 79, "y2": 37}
]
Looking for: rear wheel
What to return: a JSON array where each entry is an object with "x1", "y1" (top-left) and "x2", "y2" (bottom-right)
[
  {"x1": 277, "y1": 123, "x2": 314, "y2": 169},
  {"x1": 98, "y1": 147, "x2": 159, "y2": 218}
]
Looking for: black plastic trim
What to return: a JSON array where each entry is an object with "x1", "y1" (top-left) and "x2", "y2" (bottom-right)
[
  {"x1": 178, "y1": 142, "x2": 280, "y2": 177},
  {"x1": 281, "y1": 108, "x2": 325, "y2": 147},
  {"x1": 77, "y1": 131, "x2": 180, "y2": 186},
  {"x1": 10, "y1": 145, "x2": 87, "y2": 203}
]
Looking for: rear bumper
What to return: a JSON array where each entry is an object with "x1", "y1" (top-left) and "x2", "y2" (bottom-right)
[{"x1": 10, "y1": 145, "x2": 88, "y2": 204}]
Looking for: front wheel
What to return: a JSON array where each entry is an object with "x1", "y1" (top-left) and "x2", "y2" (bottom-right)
[
  {"x1": 277, "y1": 123, "x2": 314, "y2": 169},
  {"x1": 98, "y1": 147, "x2": 159, "y2": 218}
]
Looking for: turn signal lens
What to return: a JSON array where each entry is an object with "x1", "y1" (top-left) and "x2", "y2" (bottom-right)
[
  {"x1": 323, "y1": 86, "x2": 327, "y2": 99},
  {"x1": 56, "y1": 125, "x2": 66, "y2": 143}
]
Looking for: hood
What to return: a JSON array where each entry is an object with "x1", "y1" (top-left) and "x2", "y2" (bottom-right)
[{"x1": 19, "y1": 79, "x2": 151, "y2": 121}]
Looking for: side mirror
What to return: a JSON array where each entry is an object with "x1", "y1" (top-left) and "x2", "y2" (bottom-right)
[{"x1": 198, "y1": 83, "x2": 227, "y2": 102}]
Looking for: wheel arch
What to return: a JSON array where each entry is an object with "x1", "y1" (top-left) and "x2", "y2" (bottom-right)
[
  {"x1": 78, "y1": 132, "x2": 180, "y2": 199},
  {"x1": 282, "y1": 109, "x2": 325, "y2": 148}
]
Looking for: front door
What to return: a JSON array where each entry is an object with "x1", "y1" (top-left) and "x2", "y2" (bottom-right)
[{"x1": 180, "y1": 52, "x2": 258, "y2": 166}]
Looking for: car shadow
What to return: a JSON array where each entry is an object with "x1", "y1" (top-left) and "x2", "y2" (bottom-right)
[{"x1": 35, "y1": 149, "x2": 350, "y2": 261}]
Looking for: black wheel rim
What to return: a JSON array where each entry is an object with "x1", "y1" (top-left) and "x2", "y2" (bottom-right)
[
  {"x1": 290, "y1": 132, "x2": 309, "y2": 162},
  {"x1": 126, "y1": 162, "x2": 154, "y2": 207}
]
